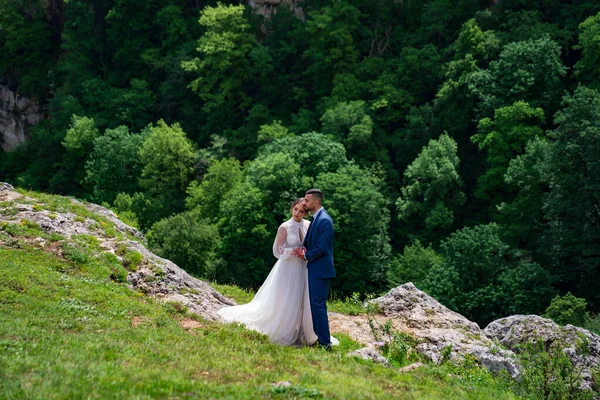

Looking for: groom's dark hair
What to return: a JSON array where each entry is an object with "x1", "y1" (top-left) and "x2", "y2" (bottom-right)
[{"x1": 305, "y1": 188, "x2": 323, "y2": 204}]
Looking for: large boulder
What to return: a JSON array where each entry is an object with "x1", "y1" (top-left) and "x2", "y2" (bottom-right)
[
  {"x1": 485, "y1": 315, "x2": 600, "y2": 391},
  {"x1": 370, "y1": 283, "x2": 520, "y2": 378}
]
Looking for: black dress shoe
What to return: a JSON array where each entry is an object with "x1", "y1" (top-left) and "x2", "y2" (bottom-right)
[{"x1": 317, "y1": 342, "x2": 332, "y2": 352}]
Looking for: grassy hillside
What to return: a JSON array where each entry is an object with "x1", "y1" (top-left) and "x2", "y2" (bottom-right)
[{"x1": 0, "y1": 190, "x2": 519, "y2": 399}]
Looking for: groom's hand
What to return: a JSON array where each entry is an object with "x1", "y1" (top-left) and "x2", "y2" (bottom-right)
[
  {"x1": 298, "y1": 248, "x2": 306, "y2": 260},
  {"x1": 292, "y1": 247, "x2": 306, "y2": 260}
]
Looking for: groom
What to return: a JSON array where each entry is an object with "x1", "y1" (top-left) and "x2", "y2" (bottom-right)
[{"x1": 295, "y1": 188, "x2": 335, "y2": 350}]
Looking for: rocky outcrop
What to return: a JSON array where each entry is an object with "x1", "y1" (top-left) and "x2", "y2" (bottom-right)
[
  {"x1": 0, "y1": 85, "x2": 45, "y2": 151},
  {"x1": 0, "y1": 182, "x2": 15, "y2": 191},
  {"x1": 370, "y1": 283, "x2": 520, "y2": 378},
  {"x1": 248, "y1": 0, "x2": 304, "y2": 19},
  {"x1": 0, "y1": 183, "x2": 233, "y2": 320},
  {"x1": 485, "y1": 315, "x2": 600, "y2": 391},
  {"x1": 124, "y1": 239, "x2": 235, "y2": 318}
]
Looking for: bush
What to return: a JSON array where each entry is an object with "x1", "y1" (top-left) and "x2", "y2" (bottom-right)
[
  {"x1": 367, "y1": 307, "x2": 421, "y2": 367},
  {"x1": 100, "y1": 252, "x2": 128, "y2": 283},
  {"x1": 423, "y1": 223, "x2": 554, "y2": 326},
  {"x1": 544, "y1": 293, "x2": 589, "y2": 327},
  {"x1": 122, "y1": 251, "x2": 143, "y2": 271},
  {"x1": 516, "y1": 338, "x2": 593, "y2": 400},
  {"x1": 387, "y1": 241, "x2": 444, "y2": 288},
  {"x1": 147, "y1": 211, "x2": 220, "y2": 278},
  {"x1": 584, "y1": 314, "x2": 600, "y2": 335}
]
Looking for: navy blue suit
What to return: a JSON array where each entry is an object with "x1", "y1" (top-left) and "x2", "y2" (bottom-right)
[{"x1": 303, "y1": 208, "x2": 335, "y2": 346}]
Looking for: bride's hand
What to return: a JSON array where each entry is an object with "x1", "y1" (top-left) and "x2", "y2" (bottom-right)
[
  {"x1": 291, "y1": 247, "x2": 302, "y2": 258},
  {"x1": 294, "y1": 247, "x2": 306, "y2": 259}
]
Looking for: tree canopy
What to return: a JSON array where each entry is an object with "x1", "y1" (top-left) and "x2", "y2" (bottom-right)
[{"x1": 3, "y1": 1, "x2": 600, "y2": 325}]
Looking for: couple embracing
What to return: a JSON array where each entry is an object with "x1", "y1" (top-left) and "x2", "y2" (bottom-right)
[{"x1": 218, "y1": 189, "x2": 338, "y2": 350}]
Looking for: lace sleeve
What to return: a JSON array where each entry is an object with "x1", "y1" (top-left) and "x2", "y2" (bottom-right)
[{"x1": 273, "y1": 224, "x2": 289, "y2": 259}]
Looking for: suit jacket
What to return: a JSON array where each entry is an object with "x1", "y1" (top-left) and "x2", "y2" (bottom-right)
[{"x1": 303, "y1": 208, "x2": 336, "y2": 279}]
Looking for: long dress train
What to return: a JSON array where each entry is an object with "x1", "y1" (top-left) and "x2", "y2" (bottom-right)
[{"x1": 217, "y1": 219, "x2": 319, "y2": 346}]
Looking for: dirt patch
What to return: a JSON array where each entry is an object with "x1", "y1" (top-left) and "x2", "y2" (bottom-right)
[
  {"x1": 181, "y1": 318, "x2": 204, "y2": 330},
  {"x1": 131, "y1": 316, "x2": 149, "y2": 328}
]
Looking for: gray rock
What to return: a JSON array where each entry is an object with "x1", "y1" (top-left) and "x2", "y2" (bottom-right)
[
  {"x1": 125, "y1": 239, "x2": 235, "y2": 319},
  {"x1": 0, "y1": 86, "x2": 45, "y2": 152},
  {"x1": 398, "y1": 362, "x2": 425, "y2": 373},
  {"x1": 248, "y1": 0, "x2": 304, "y2": 19},
  {"x1": 347, "y1": 347, "x2": 390, "y2": 367},
  {"x1": 485, "y1": 315, "x2": 600, "y2": 391},
  {"x1": 0, "y1": 182, "x2": 15, "y2": 191},
  {"x1": 271, "y1": 381, "x2": 292, "y2": 389},
  {"x1": 71, "y1": 198, "x2": 145, "y2": 241},
  {"x1": 371, "y1": 283, "x2": 480, "y2": 331},
  {"x1": 370, "y1": 283, "x2": 520, "y2": 378}
]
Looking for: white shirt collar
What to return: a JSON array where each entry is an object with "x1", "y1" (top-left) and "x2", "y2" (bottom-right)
[{"x1": 312, "y1": 207, "x2": 323, "y2": 220}]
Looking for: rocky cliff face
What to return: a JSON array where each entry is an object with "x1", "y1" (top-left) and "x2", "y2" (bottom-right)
[
  {"x1": 0, "y1": 86, "x2": 45, "y2": 151},
  {"x1": 0, "y1": 1, "x2": 62, "y2": 152},
  {"x1": 248, "y1": 0, "x2": 304, "y2": 19}
]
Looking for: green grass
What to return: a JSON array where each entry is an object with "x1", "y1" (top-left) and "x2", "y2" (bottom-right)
[
  {"x1": 327, "y1": 292, "x2": 376, "y2": 316},
  {"x1": 210, "y1": 285, "x2": 371, "y2": 317},
  {"x1": 209, "y1": 282, "x2": 256, "y2": 304},
  {"x1": 0, "y1": 245, "x2": 521, "y2": 399}
]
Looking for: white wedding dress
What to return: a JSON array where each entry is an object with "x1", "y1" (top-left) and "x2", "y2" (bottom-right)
[{"x1": 218, "y1": 218, "x2": 337, "y2": 346}]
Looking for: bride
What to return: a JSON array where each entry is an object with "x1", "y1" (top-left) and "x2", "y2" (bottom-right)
[{"x1": 218, "y1": 198, "x2": 333, "y2": 346}]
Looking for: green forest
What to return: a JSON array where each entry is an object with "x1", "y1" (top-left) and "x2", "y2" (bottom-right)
[{"x1": 2, "y1": 0, "x2": 600, "y2": 328}]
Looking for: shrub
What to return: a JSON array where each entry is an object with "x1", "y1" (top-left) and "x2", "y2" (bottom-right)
[
  {"x1": 100, "y1": 252, "x2": 128, "y2": 283},
  {"x1": 122, "y1": 250, "x2": 143, "y2": 271},
  {"x1": 387, "y1": 241, "x2": 444, "y2": 288},
  {"x1": 367, "y1": 308, "x2": 421, "y2": 367},
  {"x1": 544, "y1": 293, "x2": 589, "y2": 327},
  {"x1": 584, "y1": 313, "x2": 600, "y2": 335},
  {"x1": 147, "y1": 211, "x2": 219, "y2": 278},
  {"x1": 516, "y1": 338, "x2": 593, "y2": 399}
]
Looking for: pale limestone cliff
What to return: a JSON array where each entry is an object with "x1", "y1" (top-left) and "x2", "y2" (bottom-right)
[{"x1": 0, "y1": 85, "x2": 45, "y2": 151}]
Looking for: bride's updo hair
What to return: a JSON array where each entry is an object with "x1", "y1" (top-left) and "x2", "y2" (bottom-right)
[{"x1": 291, "y1": 198, "x2": 304, "y2": 209}]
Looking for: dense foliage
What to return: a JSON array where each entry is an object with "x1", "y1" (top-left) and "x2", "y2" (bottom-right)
[{"x1": 2, "y1": 0, "x2": 600, "y2": 326}]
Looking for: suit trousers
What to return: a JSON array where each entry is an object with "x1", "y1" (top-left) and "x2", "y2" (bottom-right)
[{"x1": 308, "y1": 275, "x2": 331, "y2": 346}]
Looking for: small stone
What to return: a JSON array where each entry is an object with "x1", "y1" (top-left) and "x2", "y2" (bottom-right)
[
  {"x1": 271, "y1": 381, "x2": 292, "y2": 388},
  {"x1": 398, "y1": 362, "x2": 424, "y2": 373},
  {"x1": 347, "y1": 347, "x2": 390, "y2": 367}
]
